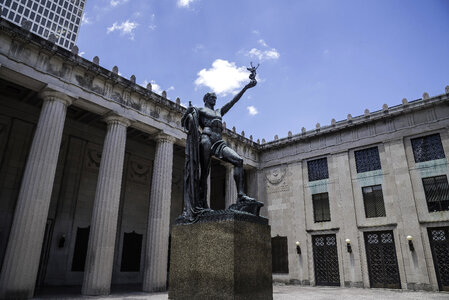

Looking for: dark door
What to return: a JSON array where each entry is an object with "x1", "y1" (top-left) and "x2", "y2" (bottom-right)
[
  {"x1": 312, "y1": 234, "x2": 340, "y2": 286},
  {"x1": 364, "y1": 231, "x2": 401, "y2": 289},
  {"x1": 428, "y1": 227, "x2": 449, "y2": 291}
]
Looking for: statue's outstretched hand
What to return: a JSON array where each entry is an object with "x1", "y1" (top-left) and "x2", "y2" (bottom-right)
[{"x1": 246, "y1": 79, "x2": 257, "y2": 89}]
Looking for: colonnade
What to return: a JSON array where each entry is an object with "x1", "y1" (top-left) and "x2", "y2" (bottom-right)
[
  {"x1": 0, "y1": 89, "x2": 176, "y2": 298},
  {"x1": 0, "y1": 88, "x2": 255, "y2": 299}
]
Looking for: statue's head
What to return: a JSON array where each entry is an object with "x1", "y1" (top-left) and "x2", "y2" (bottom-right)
[{"x1": 203, "y1": 92, "x2": 217, "y2": 106}]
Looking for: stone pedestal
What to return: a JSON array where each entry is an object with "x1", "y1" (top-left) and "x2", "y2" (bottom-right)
[{"x1": 168, "y1": 211, "x2": 272, "y2": 300}]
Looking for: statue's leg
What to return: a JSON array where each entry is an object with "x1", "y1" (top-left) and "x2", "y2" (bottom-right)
[
  {"x1": 199, "y1": 135, "x2": 212, "y2": 208},
  {"x1": 221, "y1": 147, "x2": 254, "y2": 201}
]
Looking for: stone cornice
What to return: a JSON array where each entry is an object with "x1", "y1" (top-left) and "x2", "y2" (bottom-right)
[{"x1": 260, "y1": 93, "x2": 449, "y2": 151}]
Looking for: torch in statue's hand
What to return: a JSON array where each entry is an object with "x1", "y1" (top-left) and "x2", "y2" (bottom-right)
[{"x1": 246, "y1": 62, "x2": 259, "y2": 89}]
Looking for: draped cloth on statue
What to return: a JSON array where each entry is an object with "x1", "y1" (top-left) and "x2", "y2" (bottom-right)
[{"x1": 179, "y1": 107, "x2": 209, "y2": 223}]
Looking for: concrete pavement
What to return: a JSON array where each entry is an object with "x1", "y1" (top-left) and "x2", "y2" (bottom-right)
[{"x1": 33, "y1": 284, "x2": 449, "y2": 299}]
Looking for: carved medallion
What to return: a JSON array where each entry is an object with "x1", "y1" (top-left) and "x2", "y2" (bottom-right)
[
  {"x1": 128, "y1": 160, "x2": 151, "y2": 184},
  {"x1": 265, "y1": 166, "x2": 290, "y2": 193},
  {"x1": 86, "y1": 148, "x2": 102, "y2": 170}
]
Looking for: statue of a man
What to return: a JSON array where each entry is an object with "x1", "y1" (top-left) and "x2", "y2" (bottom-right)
[{"x1": 180, "y1": 77, "x2": 257, "y2": 222}]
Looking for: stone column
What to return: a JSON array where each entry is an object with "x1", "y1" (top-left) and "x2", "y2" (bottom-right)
[
  {"x1": 0, "y1": 90, "x2": 72, "y2": 299},
  {"x1": 143, "y1": 134, "x2": 175, "y2": 292},
  {"x1": 82, "y1": 115, "x2": 130, "y2": 296},
  {"x1": 225, "y1": 163, "x2": 237, "y2": 208},
  {"x1": 246, "y1": 168, "x2": 258, "y2": 199}
]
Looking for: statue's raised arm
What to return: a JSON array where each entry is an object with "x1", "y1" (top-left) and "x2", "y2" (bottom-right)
[{"x1": 220, "y1": 63, "x2": 258, "y2": 116}]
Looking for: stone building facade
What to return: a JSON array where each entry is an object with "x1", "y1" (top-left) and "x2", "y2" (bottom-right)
[{"x1": 0, "y1": 18, "x2": 448, "y2": 299}]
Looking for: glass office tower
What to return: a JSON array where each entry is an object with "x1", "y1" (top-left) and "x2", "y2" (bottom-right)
[{"x1": 0, "y1": 0, "x2": 86, "y2": 50}]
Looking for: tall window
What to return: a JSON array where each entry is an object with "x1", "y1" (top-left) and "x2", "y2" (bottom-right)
[
  {"x1": 422, "y1": 175, "x2": 449, "y2": 212},
  {"x1": 355, "y1": 147, "x2": 381, "y2": 173},
  {"x1": 411, "y1": 134, "x2": 445, "y2": 163},
  {"x1": 271, "y1": 236, "x2": 289, "y2": 274},
  {"x1": 308, "y1": 158, "x2": 329, "y2": 182},
  {"x1": 313, "y1": 193, "x2": 331, "y2": 222},
  {"x1": 362, "y1": 185, "x2": 386, "y2": 218}
]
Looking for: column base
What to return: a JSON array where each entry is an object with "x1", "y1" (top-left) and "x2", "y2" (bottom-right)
[{"x1": 168, "y1": 210, "x2": 272, "y2": 300}]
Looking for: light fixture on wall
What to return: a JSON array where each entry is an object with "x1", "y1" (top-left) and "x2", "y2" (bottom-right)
[
  {"x1": 295, "y1": 241, "x2": 301, "y2": 255},
  {"x1": 407, "y1": 235, "x2": 415, "y2": 251},
  {"x1": 345, "y1": 239, "x2": 352, "y2": 253}
]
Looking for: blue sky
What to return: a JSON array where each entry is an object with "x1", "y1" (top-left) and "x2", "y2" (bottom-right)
[{"x1": 77, "y1": 0, "x2": 449, "y2": 142}]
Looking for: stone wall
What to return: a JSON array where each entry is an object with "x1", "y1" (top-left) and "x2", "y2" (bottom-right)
[{"x1": 260, "y1": 97, "x2": 449, "y2": 291}]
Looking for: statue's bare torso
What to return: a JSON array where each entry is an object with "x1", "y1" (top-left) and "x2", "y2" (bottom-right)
[{"x1": 198, "y1": 107, "x2": 223, "y2": 144}]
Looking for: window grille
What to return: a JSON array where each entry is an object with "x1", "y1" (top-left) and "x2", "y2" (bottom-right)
[
  {"x1": 355, "y1": 147, "x2": 381, "y2": 173},
  {"x1": 422, "y1": 175, "x2": 449, "y2": 212},
  {"x1": 307, "y1": 157, "x2": 329, "y2": 182},
  {"x1": 271, "y1": 236, "x2": 289, "y2": 274},
  {"x1": 411, "y1": 134, "x2": 445, "y2": 163},
  {"x1": 313, "y1": 193, "x2": 331, "y2": 222},
  {"x1": 362, "y1": 185, "x2": 386, "y2": 218}
]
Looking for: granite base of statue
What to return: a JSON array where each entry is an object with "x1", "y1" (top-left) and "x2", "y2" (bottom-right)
[{"x1": 168, "y1": 203, "x2": 272, "y2": 300}]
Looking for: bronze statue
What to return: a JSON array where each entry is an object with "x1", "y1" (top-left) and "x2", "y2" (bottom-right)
[{"x1": 180, "y1": 64, "x2": 260, "y2": 223}]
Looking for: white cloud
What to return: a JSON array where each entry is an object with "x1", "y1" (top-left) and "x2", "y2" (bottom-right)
[
  {"x1": 193, "y1": 44, "x2": 204, "y2": 53},
  {"x1": 195, "y1": 59, "x2": 249, "y2": 96},
  {"x1": 246, "y1": 39, "x2": 280, "y2": 61},
  {"x1": 247, "y1": 105, "x2": 258, "y2": 116},
  {"x1": 252, "y1": 29, "x2": 260, "y2": 35},
  {"x1": 110, "y1": 0, "x2": 129, "y2": 7},
  {"x1": 140, "y1": 80, "x2": 174, "y2": 96},
  {"x1": 150, "y1": 81, "x2": 162, "y2": 94},
  {"x1": 148, "y1": 14, "x2": 157, "y2": 31},
  {"x1": 177, "y1": 0, "x2": 195, "y2": 7},
  {"x1": 248, "y1": 47, "x2": 279, "y2": 61},
  {"x1": 79, "y1": 51, "x2": 85, "y2": 57},
  {"x1": 107, "y1": 20, "x2": 138, "y2": 40},
  {"x1": 81, "y1": 14, "x2": 91, "y2": 25},
  {"x1": 258, "y1": 39, "x2": 268, "y2": 47}
]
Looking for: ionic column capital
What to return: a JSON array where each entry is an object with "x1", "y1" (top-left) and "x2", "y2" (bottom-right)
[
  {"x1": 39, "y1": 89, "x2": 73, "y2": 106},
  {"x1": 103, "y1": 114, "x2": 131, "y2": 127},
  {"x1": 154, "y1": 133, "x2": 176, "y2": 144}
]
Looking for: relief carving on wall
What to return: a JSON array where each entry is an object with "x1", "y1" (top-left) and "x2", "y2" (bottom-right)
[
  {"x1": 265, "y1": 166, "x2": 290, "y2": 194},
  {"x1": 86, "y1": 148, "x2": 102, "y2": 170},
  {"x1": 127, "y1": 160, "x2": 151, "y2": 184},
  {"x1": 151, "y1": 106, "x2": 160, "y2": 118}
]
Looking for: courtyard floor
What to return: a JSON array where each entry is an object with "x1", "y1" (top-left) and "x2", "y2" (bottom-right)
[{"x1": 33, "y1": 284, "x2": 449, "y2": 299}]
